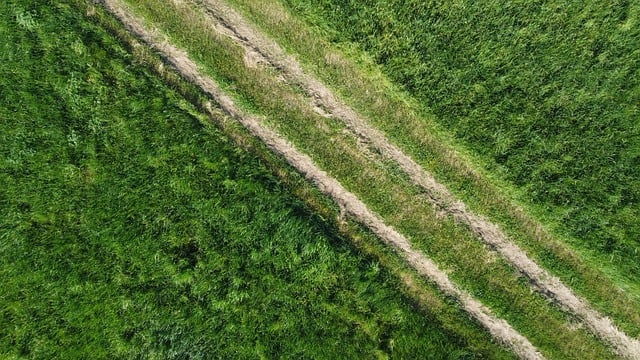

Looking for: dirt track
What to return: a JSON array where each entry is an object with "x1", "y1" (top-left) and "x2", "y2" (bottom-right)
[
  {"x1": 99, "y1": 0, "x2": 546, "y2": 358},
  {"x1": 189, "y1": 1, "x2": 640, "y2": 358}
]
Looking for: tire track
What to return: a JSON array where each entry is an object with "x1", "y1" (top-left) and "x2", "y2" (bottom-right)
[
  {"x1": 99, "y1": 0, "x2": 545, "y2": 358},
  {"x1": 188, "y1": 0, "x2": 640, "y2": 358}
]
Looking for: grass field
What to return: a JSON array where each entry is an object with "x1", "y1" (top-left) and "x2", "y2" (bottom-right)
[
  {"x1": 278, "y1": 0, "x2": 640, "y2": 289},
  {"x1": 0, "y1": 1, "x2": 516, "y2": 358},
  {"x1": 3, "y1": 0, "x2": 639, "y2": 358}
]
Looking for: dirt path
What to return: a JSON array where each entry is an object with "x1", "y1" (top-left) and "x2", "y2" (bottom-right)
[
  {"x1": 99, "y1": 0, "x2": 545, "y2": 358},
  {"x1": 186, "y1": 1, "x2": 640, "y2": 358}
]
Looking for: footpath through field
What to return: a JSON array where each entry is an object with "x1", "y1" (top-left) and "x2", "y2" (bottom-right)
[
  {"x1": 185, "y1": 1, "x2": 640, "y2": 358},
  {"x1": 99, "y1": 0, "x2": 544, "y2": 358}
]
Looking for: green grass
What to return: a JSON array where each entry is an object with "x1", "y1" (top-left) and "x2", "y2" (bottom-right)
[
  {"x1": 278, "y1": 0, "x2": 640, "y2": 289},
  {"x1": 222, "y1": 0, "x2": 640, "y2": 339},
  {"x1": 0, "y1": 1, "x2": 514, "y2": 358},
  {"x1": 111, "y1": 0, "x2": 626, "y2": 357}
]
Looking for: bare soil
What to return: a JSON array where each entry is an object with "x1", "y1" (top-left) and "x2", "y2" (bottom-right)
[
  {"x1": 99, "y1": 0, "x2": 546, "y2": 358},
  {"x1": 189, "y1": 1, "x2": 640, "y2": 358}
]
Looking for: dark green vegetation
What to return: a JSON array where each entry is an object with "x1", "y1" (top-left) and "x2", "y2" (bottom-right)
[
  {"x1": 282, "y1": 0, "x2": 640, "y2": 288},
  {"x1": 0, "y1": 1, "x2": 512, "y2": 358}
]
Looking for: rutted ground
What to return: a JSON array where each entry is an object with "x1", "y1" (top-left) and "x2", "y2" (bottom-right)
[
  {"x1": 99, "y1": 0, "x2": 544, "y2": 358},
  {"x1": 184, "y1": 0, "x2": 640, "y2": 358}
]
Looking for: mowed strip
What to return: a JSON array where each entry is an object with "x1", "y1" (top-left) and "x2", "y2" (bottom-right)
[
  {"x1": 187, "y1": 0, "x2": 640, "y2": 358},
  {"x1": 98, "y1": 0, "x2": 544, "y2": 358}
]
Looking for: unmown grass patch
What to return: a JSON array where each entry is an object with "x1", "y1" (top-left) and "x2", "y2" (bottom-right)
[{"x1": 277, "y1": 0, "x2": 640, "y2": 290}]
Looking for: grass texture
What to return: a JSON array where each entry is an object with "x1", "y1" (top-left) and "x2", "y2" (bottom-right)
[{"x1": 225, "y1": 0, "x2": 640, "y2": 339}]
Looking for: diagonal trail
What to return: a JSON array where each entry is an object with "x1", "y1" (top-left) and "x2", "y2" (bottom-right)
[
  {"x1": 187, "y1": 0, "x2": 640, "y2": 358},
  {"x1": 99, "y1": 0, "x2": 545, "y2": 358}
]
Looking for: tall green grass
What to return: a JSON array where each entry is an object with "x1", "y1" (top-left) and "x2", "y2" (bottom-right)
[
  {"x1": 280, "y1": 0, "x2": 640, "y2": 288},
  {"x1": 0, "y1": 1, "x2": 510, "y2": 358}
]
